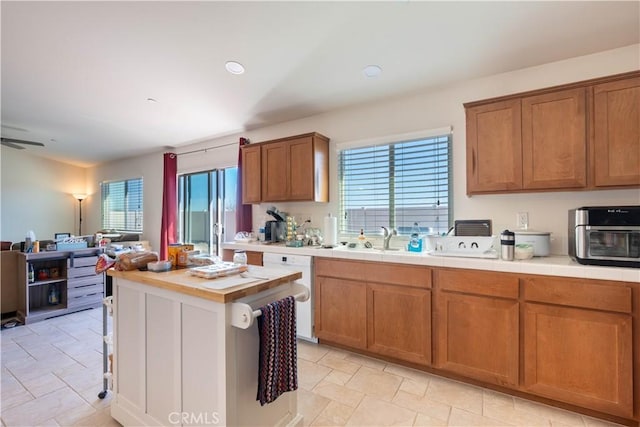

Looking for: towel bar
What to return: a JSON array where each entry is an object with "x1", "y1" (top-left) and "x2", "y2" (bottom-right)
[{"x1": 231, "y1": 282, "x2": 310, "y2": 329}]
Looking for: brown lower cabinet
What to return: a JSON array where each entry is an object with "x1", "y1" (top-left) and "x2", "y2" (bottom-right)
[
  {"x1": 522, "y1": 276, "x2": 634, "y2": 418},
  {"x1": 314, "y1": 258, "x2": 638, "y2": 425},
  {"x1": 315, "y1": 276, "x2": 367, "y2": 349},
  {"x1": 315, "y1": 258, "x2": 431, "y2": 366},
  {"x1": 434, "y1": 269, "x2": 519, "y2": 387}
]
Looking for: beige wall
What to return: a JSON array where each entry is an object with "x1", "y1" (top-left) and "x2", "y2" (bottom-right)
[
  {"x1": 0, "y1": 148, "x2": 86, "y2": 244},
  {"x1": 3, "y1": 44, "x2": 639, "y2": 257},
  {"x1": 85, "y1": 151, "x2": 165, "y2": 251},
  {"x1": 85, "y1": 43, "x2": 640, "y2": 255},
  {"x1": 209, "y1": 44, "x2": 640, "y2": 255}
]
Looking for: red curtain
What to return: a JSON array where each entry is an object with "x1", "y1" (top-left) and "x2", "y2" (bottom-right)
[
  {"x1": 160, "y1": 152, "x2": 177, "y2": 259},
  {"x1": 236, "y1": 137, "x2": 253, "y2": 233}
]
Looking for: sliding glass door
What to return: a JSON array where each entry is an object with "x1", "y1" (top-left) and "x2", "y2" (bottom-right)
[{"x1": 178, "y1": 168, "x2": 237, "y2": 256}]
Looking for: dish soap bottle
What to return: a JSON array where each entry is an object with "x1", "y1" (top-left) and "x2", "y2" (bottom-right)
[
  {"x1": 408, "y1": 222, "x2": 423, "y2": 252},
  {"x1": 358, "y1": 228, "x2": 367, "y2": 248}
]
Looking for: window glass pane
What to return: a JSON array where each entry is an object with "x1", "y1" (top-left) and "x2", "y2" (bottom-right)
[
  {"x1": 184, "y1": 172, "x2": 212, "y2": 254},
  {"x1": 339, "y1": 135, "x2": 451, "y2": 236},
  {"x1": 177, "y1": 167, "x2": 238, "y2": 256},
  {"x1": 101, "y1": 177, "x2": 143, "y2": 232}
]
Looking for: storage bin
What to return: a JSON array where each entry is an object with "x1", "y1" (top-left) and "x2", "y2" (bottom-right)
[{"x1": 57, "y1": 241, "x2": 88, "y2": 251}]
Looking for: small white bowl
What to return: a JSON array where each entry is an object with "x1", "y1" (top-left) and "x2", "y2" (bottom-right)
[
  {"x1": 147, "y1": 260, "x2": 172, "y2": 272},
  {"x1": 514, "y1": 244, "x2": 534, "y2": 260}
]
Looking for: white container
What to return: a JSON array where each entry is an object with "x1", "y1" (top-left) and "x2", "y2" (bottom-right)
[
  {"x1": 425, "y1": 235, "x2": 498, "y2": 258},
  {"x1": 147, "y1": 260, "x2": 172, "y2": 272},
  {"x1": 514, "y1": 243, "x2": 534, "y2": 260},
  {"x1": 514, "y1": 230, "x2": 551, "y2": 256}
]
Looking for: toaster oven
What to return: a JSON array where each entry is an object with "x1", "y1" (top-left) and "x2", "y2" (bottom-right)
[{"x1": 569, "y1": 206, "x2": 640, "y2": 268}]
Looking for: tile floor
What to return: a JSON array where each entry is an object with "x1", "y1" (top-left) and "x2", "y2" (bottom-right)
[{"x1": 0, "y1": 308, "x2": 626, "y2": 427}]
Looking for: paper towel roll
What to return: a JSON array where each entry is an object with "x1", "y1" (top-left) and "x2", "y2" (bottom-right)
[{"x1": 323, "y1": 214, "x2": 338, "y2": 247}]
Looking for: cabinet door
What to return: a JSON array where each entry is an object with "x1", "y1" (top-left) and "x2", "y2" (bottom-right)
[
  {"x1": 241, "y1": 145, "x2": 262, "y2": 204},
  {"x1": 523, "y1": 302, "x2": 633, "y2": 417},
  {"x1": 288, "y1": 136, "x2": 315, "y2": 200},
  {"x1": 261, "y1": 141, "x2": 289, "y2": 202},
  {"x1": 522, "y1": 88, "x2": 586, "y2": 189},
  {"x1": 593, "y1": 76, "x2": 640, "y2": 187},
  {"x1": 315, "y1": 276, "x2": 366, "y2": 349},
  {"x1": 466, "y1": 99, "x2": 522, "y2": 194},
  {"x1": 435, "y1": 291, "x2": 519, "y2": 387},
  {"x1": 367, "y1": 283, "x2": 431, "y2": 366}
]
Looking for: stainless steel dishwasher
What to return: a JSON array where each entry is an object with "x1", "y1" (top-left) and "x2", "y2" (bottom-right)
[{"x1": 262, "y1": 253, "x2": 316, "y2": 342}]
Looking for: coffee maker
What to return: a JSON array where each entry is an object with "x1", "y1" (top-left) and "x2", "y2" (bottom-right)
[{"x1": 264, "y1": 207, "x2": 287, "y2": 243}]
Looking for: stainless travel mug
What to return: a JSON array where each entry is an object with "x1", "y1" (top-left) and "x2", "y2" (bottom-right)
[{"x1": 501, "y1": 230, "x2": 515, "y2": 261}]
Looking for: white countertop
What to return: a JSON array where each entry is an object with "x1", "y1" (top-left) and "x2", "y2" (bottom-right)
[{"x1": 222, "y1": 241, "x2": 640, "y2": 283}]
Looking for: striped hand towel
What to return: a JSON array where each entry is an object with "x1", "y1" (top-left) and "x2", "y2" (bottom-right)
[{"x1": 256, "y1": 295, "x2": 298, "y2": 406}]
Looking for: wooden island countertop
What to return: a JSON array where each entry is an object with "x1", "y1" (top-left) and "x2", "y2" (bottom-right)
[{"x1": 108, "y1": 266, "x2": 302, "y2": 303}]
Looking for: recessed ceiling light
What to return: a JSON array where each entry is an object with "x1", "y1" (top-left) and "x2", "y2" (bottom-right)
[
  {"x1": 225, "y1": 61, "x2": 245, "y2": 75},
  {"x1": 363, "y1": 65, "x2": 382, "y2": 78},
  {"x1": 147, "y1": 97, "x2": 158, "y2": 103}
]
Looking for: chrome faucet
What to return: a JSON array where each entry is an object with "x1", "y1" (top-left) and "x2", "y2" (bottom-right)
[{"x1": 381, "y1": 226, "x2": 397, "y2": 250}]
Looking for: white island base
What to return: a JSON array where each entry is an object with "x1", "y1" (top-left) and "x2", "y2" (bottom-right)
[{"x1": 109, "y1": 270, "x2": 304, "y2": 427}]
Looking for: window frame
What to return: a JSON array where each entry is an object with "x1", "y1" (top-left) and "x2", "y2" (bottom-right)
[
  {"x1": 100, "y1": 177, "x2": 144, "y2": 233},
  {"x1": 177, "y1": 167, "x2": 238, "y2": 255},
  {"x1": 338, "y1": 130, "x2": 453, "y2": 238}
]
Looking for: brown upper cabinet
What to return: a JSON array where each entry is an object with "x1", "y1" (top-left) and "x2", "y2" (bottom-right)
[
  {"x1": 241, "y1": 132, "x2": 330, "y2": 204},
  {"x1": 466, "y1": 98, "x2": 522, "y2": 192},
  {"x1": 465, "y1": 71, "x2": 640, "y2": 195},
  {"x1": 241, "y1": 144, "x2": 262, "y2": 203},
  {"x1": 593, "y1": 76, "x2": 640, "y2": 187}
]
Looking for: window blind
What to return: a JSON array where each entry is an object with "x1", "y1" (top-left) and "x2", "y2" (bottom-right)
[
  {"x1": 339, "y1": 134, "x2": 451, "y2": 236},
  {"x1": 101, "y1": 177, "x2": 144, "y2": 232}
]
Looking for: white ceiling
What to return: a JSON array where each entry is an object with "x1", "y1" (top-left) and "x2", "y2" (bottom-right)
[{"x1": 1, "y1": 1, "x2": 638, "y2": 167}]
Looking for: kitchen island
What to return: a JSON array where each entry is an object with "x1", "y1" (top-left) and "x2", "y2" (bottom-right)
[{"x1": 108, "y1": 266, "x2": 304, "y2": 427}]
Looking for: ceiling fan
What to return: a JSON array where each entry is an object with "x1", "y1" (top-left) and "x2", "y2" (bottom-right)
[
  {"x1": 0, "y1": 125, "x2": 45, "y2": 149},
  {"x1": 1, "y1": 137, "x2": 45, "y2": 150}
]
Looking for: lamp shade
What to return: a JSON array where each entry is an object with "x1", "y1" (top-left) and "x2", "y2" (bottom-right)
[{"x1": 73, "y1": 193, "x2": 87, "y2": 201}]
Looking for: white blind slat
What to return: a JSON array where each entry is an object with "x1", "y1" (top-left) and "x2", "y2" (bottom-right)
[{"x1": 101, "y1": 178, "x2": 144, "y2": 232}]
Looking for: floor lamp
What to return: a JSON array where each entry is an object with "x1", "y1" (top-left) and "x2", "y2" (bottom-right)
[{"x1": 73, "y1": 194, "x2": 87, "y2": 236}]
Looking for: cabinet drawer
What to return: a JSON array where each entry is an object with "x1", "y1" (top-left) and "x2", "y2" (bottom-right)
[
  {"x1": 68, "y1": 282, "x2": 103, "y2": 299},
  {"x1": 68, "y1": 274, "x2": 103, "y2": 289},
  {"x1": 438, "y1": 269, "x2": 519, "y2": 299},
  {"x1": 523, "y1": 276, "x2": 632, "y2": 313},
  {"x1": 67, "y1": 292, "x2": 103, "y2": 309},
  {"x1": 68, "y1": 256, "x2": 98, "y2": 268},
  {"x1": 68, "y1": 265, "x2": 98, "y2": 278},
  {"x1": 365, "y1": 263, "x2": 431, "y2": 289},
  {"x1": 315, "y1": 258, "x2": 365, "y2": 281}
]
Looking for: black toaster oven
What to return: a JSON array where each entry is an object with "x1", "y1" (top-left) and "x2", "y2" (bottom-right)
[{"x1": 569, "y1": 206, "x2": 640, "y2": 268}]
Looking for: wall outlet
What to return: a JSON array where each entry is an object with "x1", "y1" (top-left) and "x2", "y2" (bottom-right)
[{"x1": 517, "y1": 212, "x2": 529, "y2": 229}]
